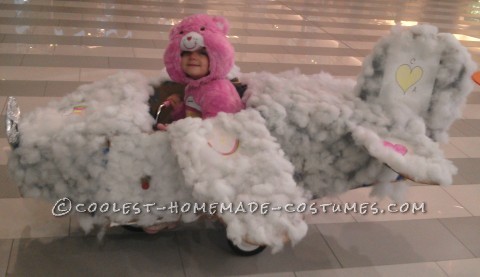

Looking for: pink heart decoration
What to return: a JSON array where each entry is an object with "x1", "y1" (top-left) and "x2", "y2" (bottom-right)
[{"x1": 383, "y1": 141, "x2": 408, "y2": 156}]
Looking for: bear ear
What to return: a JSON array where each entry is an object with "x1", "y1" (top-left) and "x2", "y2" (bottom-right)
[{"x1": 212, "y1": 16, "x2": 230, "y2": 35}]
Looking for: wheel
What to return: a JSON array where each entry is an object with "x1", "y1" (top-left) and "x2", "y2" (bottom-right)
[
  {"x1": 227, "y1": 239, "x2": 266, "y2": 256},
  {"x1": 121, "y1": 222, "x2": 178, "y2": 234},
  {"x1": 121, "y1": 225, "x2": 145, "y2": 232}
]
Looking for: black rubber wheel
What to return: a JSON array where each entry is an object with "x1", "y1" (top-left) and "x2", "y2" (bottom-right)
[
  {"x1": 227, "y1": 239, "x2": 266, "y2": 256},
  {"x1": 121, "y1": 225, "x2": 145, "y2": 232}
]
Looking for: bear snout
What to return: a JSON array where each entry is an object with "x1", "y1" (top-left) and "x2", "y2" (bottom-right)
[{"x1": 180, "y1": 32, "x2": 205, "y2": 51}]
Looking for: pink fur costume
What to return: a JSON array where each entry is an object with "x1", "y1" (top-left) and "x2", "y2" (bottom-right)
[{"x1": 164, "y1": 14, "x2": 244, "y2": 119}]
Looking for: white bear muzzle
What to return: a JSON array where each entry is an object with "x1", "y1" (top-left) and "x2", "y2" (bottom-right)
[{"x1": 180, "y1": 32, "x2": 205, "y2": 52}]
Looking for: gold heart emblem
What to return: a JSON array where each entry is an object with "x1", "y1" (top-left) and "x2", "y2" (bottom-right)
[{"x1": 396, "y1": 64, "x2": 423, "y2": 93}]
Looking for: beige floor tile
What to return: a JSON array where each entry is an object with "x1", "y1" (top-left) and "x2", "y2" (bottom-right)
[
  {"x1": 54, "y1": 45, "x2": 135, "y2": 57},
  {"x1": 342, "y1": 41, "x2": 377, "y2": 50},
  {"x1": 437, "y1": 258, "x2": 480, "y2": 277},
  {"x1": 0, "y1": 239, "x2": 13, "y2": 277},
  {"x1": 450, "y1": 137, "x2": 480, "y2": 158},
  {"x1": 134, "y1": 69, "x2": 163, "y2": 79},
  {"x1": 0, "y1": 96, "x2": 60, "y2": 116},
  {"x1": 317, "y1": 219, "x2": 474, "y2": 267},
  {"x1": 178, "y1": 228, "x2": 340, "y2": 276},
  {"x1": 440, "y1": 216, "x2": 480, "y2": 257},
  {"x1": 233, "y1": 37, "x2": 347, "y2": 48},
  {"x1": 0, "y1": 164, "x2": 21, "y2": 198},
  {"x1": 133, "y1": 47, "x2": 164, "y2": 59},
  {"x1": 0, "y1": 138, "x2": 9, "y2": 165},
  {"x1": 18, "y1": 11, "x2": 83, "y2": 20},
  {"x1": 296, "y1": 262, "x2": 447, "y2": 277},
  {"x1": 0, "y1": 9, "x2": 16, "y2": 17},
  {"x1": 7, "y1": 232, "x2": 185, "y2": 276},
  {"x1": 0, "y1": 66, "x2": 80, "y2": 81},
  {"x1": 79, "y1": 68, "x2": 121, "y2": 82},
  {"x1": 44, "y1": 81, "x2": 86, "y2": 97},
  {"x1": 0, "y1": 198, "x2": 70, "y2": 239},
  {"x1": 235, "y1": 52, "x2": 279, "y2": 63},
  {"x1": 82, "y1": 14, "x2": 147, "y2": 24},
  {"x1": 0, "y1": 43, "x2": 29, "y2": 55},
  {"x1": 0, "y1": 80, "x2": 47, "y2": 97},
  {"x1": 228, "y1": 273, "x2": 295, "y2": 277},
  {"x1": 462, "y1": 104, "x2": 480, "y2": 119},
  {"x1": 443, "y1": 184, "x2": 480, "y2": 216},
  {"x1": 33, "y1": 26, "x2": 100, "y2": 37},
  {"x1": 25, "y1": 44, "x2": 56, "y2": 55},
  {"x1": 0, "y1": 96, "x2": 6, "y2": 115},
  {"x1": 439, "y1": 142, "x2": 468, "y2": 159},
  {"x1": 272, "y1": 54, "x2": 363, "y2": 65},
  {"x1": 0, "y1": 25, "x2": 36, "y2": 36},
  {"x1": 337, "y1": 185, "x2": 471, "y2": 222},
  {"x1": 452, "y1": 158, "x2": 480, "y2": 184}
]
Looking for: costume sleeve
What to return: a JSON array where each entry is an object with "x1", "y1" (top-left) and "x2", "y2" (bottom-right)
[
  {"x1": 199, "y1": 81, "x2": 243, "y2": 119},
  {"x1": 171, "y1": 102, "x2": 186, "y2": 121}
]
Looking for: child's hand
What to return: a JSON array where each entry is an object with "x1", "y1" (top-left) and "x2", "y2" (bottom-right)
[
  {"x1": 167, "y1": 94, "x2": 183, "y2": 109},
  {"x1": 156, "y1": 123, "x2": 168, "y2": 131}
]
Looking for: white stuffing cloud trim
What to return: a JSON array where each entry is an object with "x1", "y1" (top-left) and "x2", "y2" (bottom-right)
[
  {"x1": 9, "y1": 71, "x2": 154, "y2": 201},
  {"x1": 240, "y1": 24, "x2": 474, "y2": 196},
  {"x1": 354, "y1": 24, "x2": 477, "y2": 143},
  {"x1": 349, "y1": 125, "x2": 456, "y2": 186},
  {"x1": 242, "y1": 70, "x2": 387, "y2": 197},
  {"x1": 7, "y1": 24, "x2": 476, "y2": 251},
  {"x1": 168, "y1": 110, "x2": 308, "y2": 252}
]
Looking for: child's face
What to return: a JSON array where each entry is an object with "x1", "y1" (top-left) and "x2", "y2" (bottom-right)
[{"x1": 181, "y1": 48, "x2": 209, "y2": 80}]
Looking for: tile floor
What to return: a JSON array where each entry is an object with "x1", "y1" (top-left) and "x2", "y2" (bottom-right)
[{"x1": 0, "y1": 0, "x2": 479, "y2": 276}]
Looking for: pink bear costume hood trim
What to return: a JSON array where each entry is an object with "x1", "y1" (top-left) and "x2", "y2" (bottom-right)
[{"x1": 164, "y1": 14, "x2": 234, "y2": 87}]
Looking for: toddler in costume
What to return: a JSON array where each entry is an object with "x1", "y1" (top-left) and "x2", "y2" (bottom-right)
[
  {"x1": 159, "y1": 13, "x2": 244, "y2": 130},
  {"x1": 144, "y1": 14, "x2": 244, "y2": 233}
]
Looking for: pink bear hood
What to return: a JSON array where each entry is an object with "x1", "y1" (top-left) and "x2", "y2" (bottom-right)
[
  {"x1": 164, "y1": 14, "x2": 244, "y2": 119},
  {"x1": 164, "y1": 14, "x2": 234, "y2": 87}
]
